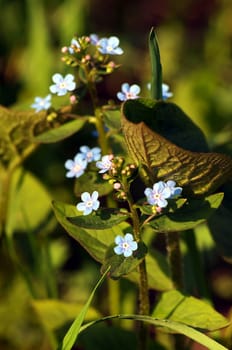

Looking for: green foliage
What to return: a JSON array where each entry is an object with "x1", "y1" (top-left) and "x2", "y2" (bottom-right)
[
  {"x1": 6, "y1": 168, "x2": 55, "y2": 236},
  {"x1": 147, "y1": 192, "x2": 224, "y2": 233},
  {"x1": 152, "y1": 289, "x2": 229, "y2": 331},
  {"x1": 60, "y1": 268, "x2": 109, "y2": 350},
  {"x1": 34, "y1": 118, "x2": 87, "y2": 143},
  {"x1": 32, "y1": 299, "x2": 101, "y2": 331},
  {"x1": 121, "y1": 98, "x2": 232, "y2": 196},
  {"x1": 1, "y1": 12, "x2": 231, "y2": 350}
]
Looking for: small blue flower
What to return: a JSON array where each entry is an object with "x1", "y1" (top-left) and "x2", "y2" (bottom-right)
[
  {"x1": 31, "y1": 94, "x2": 51, "y2": 112},
  {"x1": 50, "y1": 73, "x2": 76, "y2": 96},
  {"x1": 96, "y1": 155, "x2": 114, "y2": 173},
  {"x1": 68, "y1": 38, "x2": 80, "y2": 54},
  {"x1": 114, "y1": 233, "x2": 138, "y2": 257},
  {"x1": 162, "y1": 83, "x2": 173, "y2": 100},
  {"x1": 117, "y1": 83, "x2": 141, "y2": 101},
  {"x1": 165, "y1": 180, "x2": 182, "y2": 198},
  {"x1": 144, "y1": 181, "x2": 172, "y2": 208},
  {"x1": 76, "y1": 191, "x2": 100, "y2": 215},
  {"x1": 79, "y1": 146, "x2": 101, "y2": 163},
  {"x1": 98, "y1": 36, "x2": 123, "y2": 55},
  {"x1": 89, "y1": 33, "x2": 99, "y2": 45},
  {"x1": 64, "y1": 154, "x2": 87, "y2": 178}
]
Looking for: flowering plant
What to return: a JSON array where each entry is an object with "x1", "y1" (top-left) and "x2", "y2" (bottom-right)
[{"x1": 1, "y1": 28, "x2": 232, "y2": 350}]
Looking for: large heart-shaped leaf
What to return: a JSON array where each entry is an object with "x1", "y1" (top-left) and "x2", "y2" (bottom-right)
[{"x1": 121, "y1": 98, "x2": 232, "y2": 196}]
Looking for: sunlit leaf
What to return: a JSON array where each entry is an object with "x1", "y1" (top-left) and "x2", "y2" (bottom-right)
[
  {"x1": 152, "y1": 290, "x2": 229, "y2": 331},
  {"x1": 101, "y1": 241, "x2": 147, "y2": 279},
  {"x1": 121, "y1": 98, "x2": 232, "y2": 196},
  {"x1": 31, "y1": 299, "x2": 101, "y2": 331},
  {"x1": 52, "y1": 200, "x2": 131, "y2": 262},
  {"x1": 6, "y1": 168, "x2": 55, "y2": 236},
  {"x1": 127, "y1": 249, "x2": 173, "y2": 291},
  {"x1": 69, "y1": 208, "x2": 129, "y2": 229},
  {"x1": 34, "y1": 118, "x2": 87, "y2": 143},
  {"x1": 102, "y1": 108, "x2": 121, "y2": 130},
  {"x1": 148, "y1": 192, "x2": 224, "y2": 233}
]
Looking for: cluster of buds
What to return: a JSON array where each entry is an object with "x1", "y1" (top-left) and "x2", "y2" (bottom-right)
[
  {"x1": 60, "y1": 34, "x2": 122, "y2": 84},
  {"x1": 98, "y1": 156, "x2": 137, "y2": 201}
]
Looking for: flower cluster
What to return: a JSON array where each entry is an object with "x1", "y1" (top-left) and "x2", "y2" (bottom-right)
[
  {"x1": 144, "y1": 180, "x2": 182, "y2": 209},
  {"x1": 65, "y1": 145, "x2": 101, "y2": 178}
]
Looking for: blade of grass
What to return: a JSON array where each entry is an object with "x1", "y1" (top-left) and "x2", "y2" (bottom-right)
[
  {"x1": 60, "y1": 267, "x2": 110, "y2": 350},
  {"x1": 79, "y1": 314, "x2": 229, "y2": 350}
]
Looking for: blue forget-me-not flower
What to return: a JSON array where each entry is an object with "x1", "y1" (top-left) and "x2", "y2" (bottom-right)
[
  {"x1": 68, "y1": 38, "x2": 80, "y2": 54},
  {"x1": 31, "y1": 94, "x2": 51, "y2": 112},
  {"x1": 114, "y1": 233, "x2": 138, "y2": 257},
  {"x1": 162, "y1": 83, "x2": 173, "y2": 100},
  {"x1": 50, "y1": 73, "x2": 76, "y2": 96},
  {"x1": 144, "y1": 181, "x2": 172, "y2": 208},
  {"x1": 97, "y1": 36, "x2": 123, "y2": 55},
  {"x1": 76, "y1": 191, "x2": 100, "y2": 215},
  {"x1": 117, "y1": 83, "x2": 141, "y2": 101},
  {"x1": 79, "y1": 146, "x2": 101, "y2": 163},
  {"x1": 64, "y1": 154, "x2": 87, "y2": 178},
  {"x1": 165, "y1": 180, "x2": 182, "y2": 198},
  {"x1": 96, "y1": 155, "x2": 114, "y2": 173}
]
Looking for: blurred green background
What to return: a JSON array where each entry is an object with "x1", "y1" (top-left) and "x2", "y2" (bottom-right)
[{"x1": 0, "y1": 0, "x2": 232, "y2": 349}]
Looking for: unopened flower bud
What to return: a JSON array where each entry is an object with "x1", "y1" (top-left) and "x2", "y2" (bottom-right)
[
  {"x1": 113, "y1": 182, "x2": 121, "y2": 190},
  {"x1": 61, "y1": 46, "x2": 69, "y2": 53},
  {"x1": 70, "y1": 95, "x2": 77, "y2": 104}
]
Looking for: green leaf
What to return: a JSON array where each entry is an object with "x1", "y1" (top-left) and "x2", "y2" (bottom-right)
[
  {"x1": 79, "y1": 315, "x2": 229, "y2": 350},
  {"x1": 52, "y1": 200, "x2": 131, "y2": 262},
  {"x1": 148, "y1": 192, "x2": 224, "y2": 233},
  {"x1": 31, "y1": 299, "x2": 101, "y2": 331},
  {"x1": 103, "y1": 108, "x2": 121, "y2": 130},
  {"x1": 74, "y1": 170, "x2": 113, "y2": 197},
  {"x1": 6, "y1": 168, "x2": 55, "y2": 236},
  {"x1": 0, "y1": 106, "x2": 47, "y2": 170},
  {"x1": 34, "y1": 118, "x2": 87, "y2": 143},
  {"x1": 127, "y1": 249, "x2": 173, "y2": 291},
  {"x1": 149, "y1": 28, "x2": 162, "y2": 100},
  {"x1": 61, "y1": 268, "x2": 109, "y2": 350},
  {"x1": 69, "y1": 208, "x2": 129, "y2": 229},
  {"x1": 122, "y1": 98, "x2": 208, "y2": 153},
  {"x1": 139, "y1": 197, "x2": 187, "y2": 215},
  {"x1": 101, "y1": 241, "x2": 147, "y2": 279},
  {"x1": 121, "y1": 98, "x2": 232, "y2": 196},
  {"x1": 152, "y1": 290, "x2": 229, "y2": 331}
]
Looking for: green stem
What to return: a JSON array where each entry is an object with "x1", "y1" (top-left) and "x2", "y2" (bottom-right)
[
  {"x1": 41, "y1": 237, "x2": 58, "y2": 298},
  {"x1": 165, "y1": 231, "x2": 183, "y2": 290}
]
